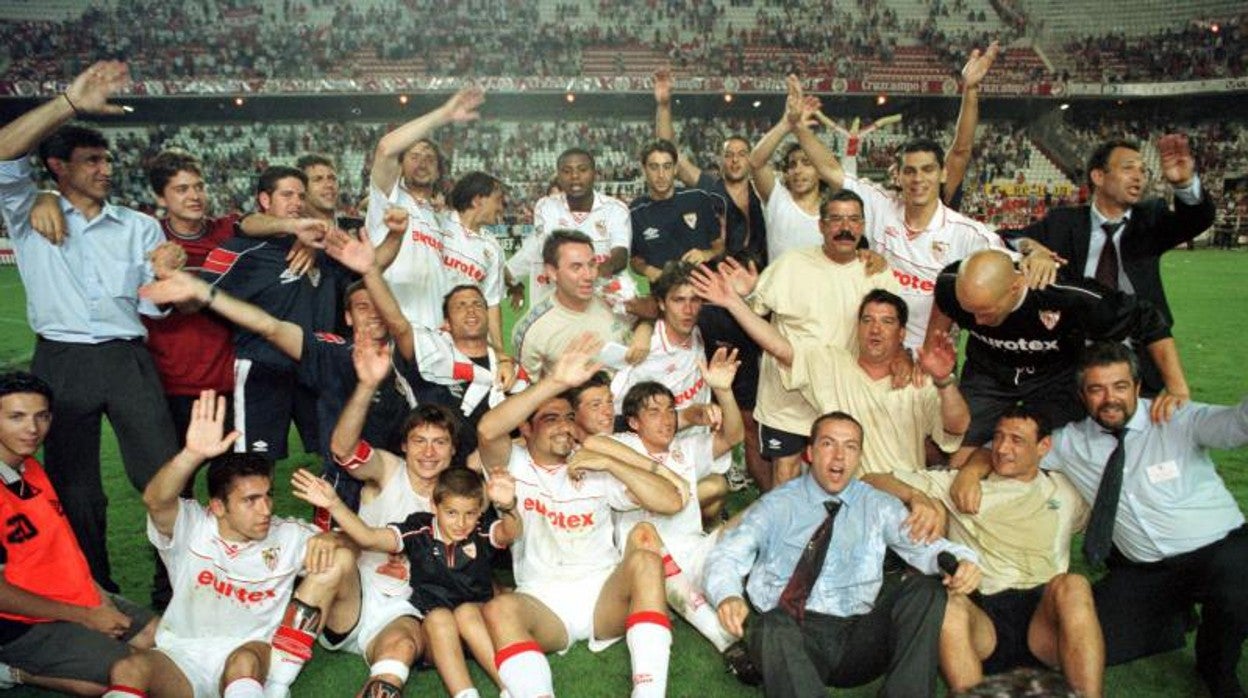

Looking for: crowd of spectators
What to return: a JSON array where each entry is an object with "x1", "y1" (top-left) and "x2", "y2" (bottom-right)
[{"x1": 1063, "y1": 13, "x2": 1248, "y2": 82}]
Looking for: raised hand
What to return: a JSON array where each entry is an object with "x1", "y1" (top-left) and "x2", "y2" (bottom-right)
[
  {"x1": 140, "y1": 269, "x2": 208, "y2": 305},
  {"x1": 917, "y1": 330, "x2": 957, "y2": 382},
  {"x1": 1158, "y1": 133, "x2": 1195, "y2": 187},
  {"x1": 681, "y1": 403, "x2": 723, "y2": 432},
  {"x1": 701, "y1": 346, "x2": 741, "y2": 392},
  {"x1": 961, "y1": 41, "x2": 1000, "y2": 90},
  {"x1": 64, "y1": 61, "x2": 132, "y2": 116},
  {"x1": 184, "y1": 390, "x2": 240, "y2": 460},
  {"x1": 549, "y1": 332, "x2": 606, "y2": 388},
  {"x1": 441, "y1": 87, "x2": 485, "y2": 124},
  {"x1": 324, "y1": 227, "x2": 376, "y2": 275},
  {"x1": 689, "y1": 264, "x2": 738, "y2": 306},
  {"x1": 352, "y1": 327, "x2": 393, "y2": 387},
  {"x1": 291, "y1": 468, "x2": 341, "y2": 510},
  {"x1": 719, "y1": 256, "x2": 759, "y2": 297},
  {"x1": 486, "y1": 470, "x2": 517, "y2": 510},
  {"x1": 654, "y1": 66, "x2": 674, "y2": 105}
]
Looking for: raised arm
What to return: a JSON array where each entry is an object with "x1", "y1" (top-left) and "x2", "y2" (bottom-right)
[
  {"x1": 0, "y1": 61, "x2": 130, "y2": 161},
  {"x1": 323, "y1": 224, "x2": 416, "y2": 361},
  {"x1": 945, "y1": 41, "x2": 999, "y2": 202},
  {"x1": 703, "y1": 347, "x2": 745, "y2": 458},
  {"x1": 689, "y1": 263, "x2": 793, "y2": 366},
  {"x1": 653, "y1": 66, "x2": 702, "y2": 187},
  {"x1": 748, "y1": 117, "x2": 789, "y2": 203},
  {"x1": 291, "y1": 468, "x2": 397, "y2": 551},
  {"x1": 787, "y1": 78, "x2": 845, "y2": 191},
  {"x1": 567, "y1": 446, "x2": 683, "y2": 515},
  {"x1": 371, "y1": 88, "x2": 483, "y2": 194},
  {"x1": 143, "y1": 391, "x2": 239, "y2": 538},
  {"x1": 327, "y1": 333, "x2": 395, "y2": 486},
  {"x1": 237, "y1": 214, "x2": 329, "y2": 249},
  {"x1": 916, "y1": 329, "x2": 971, "y2": 437}
]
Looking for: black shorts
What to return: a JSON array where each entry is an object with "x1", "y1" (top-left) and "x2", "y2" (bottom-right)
[
  {"x1": 233, "y1": 358, "x2": 319, "y2": 459},
  {"x1": 759, "y1": 423, "x2": 807, "y2": 459},
  {"x1": 960, "y1": 369, "x2": 1085, "y2": 449},
  {"x1": 978, "y1": 585, "x2": 1048, "y2": 675},
  {"x1": 697, "y1": 305, "x2": 761, "y2": 410}
]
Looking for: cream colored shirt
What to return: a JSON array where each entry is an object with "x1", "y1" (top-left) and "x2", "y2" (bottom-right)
[
  {"x1": 750, "y1": 246, "x2": 901, "y2": 436},
  {"x1": 895, "y1": 469, "x2": 1089, "y2": 595},
  {"x1": 785, "y1": 341, "x2": 961, "y2": 474},
  {"x1": 512, "y1": 294, "x2": 630, "y2": 379}
]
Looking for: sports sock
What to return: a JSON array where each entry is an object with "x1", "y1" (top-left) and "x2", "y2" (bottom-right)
[
  {"x1": 662, "y1": 554, "x2": 735, "y2": 652},
  {"x1": 452, "y1": 689, "x2": 482, "y2": 698},
  {"x1": 223, "y1": 677, "x2": 265, "y2": 698},
  {"x1": 494, "y1": 641, "x2": 553, "y2": 698},
  {"x1": 263, "y1": 625, "x2": 315, "y2": 698},
  {"x1": 102, "y1": 688, "x2": 146, "y2": 698},
  {"x1": 626, "y1": 611, "x2": 672, "y2": 698}
]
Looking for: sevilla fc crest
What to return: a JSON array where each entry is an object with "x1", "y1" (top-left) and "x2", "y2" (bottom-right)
[
  {"x1": 262, "y1": 546, "x2": 281, "y2": 571},
  {"x1": 931, "y1": 240, "x2": 949, "y2": 263},
  {"x1": 682, "y1": 213, "x2": 698, "y2": 229},
  {"x1": 1039, "y1": 310, "x2": 1061, "y2": 330}
]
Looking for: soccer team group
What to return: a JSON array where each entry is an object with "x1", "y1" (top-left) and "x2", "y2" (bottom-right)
[{"x1": 0, "y1": 51, "x2": 1244, "y2": 698}]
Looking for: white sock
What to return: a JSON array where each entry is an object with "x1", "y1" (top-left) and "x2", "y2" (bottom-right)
[
  {"x1": 495, "y1": 641, "x2": 553, "y2": 698},
  {"x1": 452, "y1": 689, "x2": 482, "y2": 698},
  {"x1": 662, "y1": 553, "x2": 734, "y2": 652},
  {"x1": 103, "y1": 689, "x2": 146, "y2": 698},
  {"x1": 264, "y1": 625, "x2": 315, "y2": 698},
  {"x1": 223, "y1": 677, "x2": 266, "y2": 698},
  {"x1": 626, "y1": 612, "x2": 672, "y2": 698}
]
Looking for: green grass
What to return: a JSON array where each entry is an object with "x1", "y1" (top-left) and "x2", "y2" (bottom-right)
[{"x1": 3, "y1": 249, "x2": 1248, "y2": 696}]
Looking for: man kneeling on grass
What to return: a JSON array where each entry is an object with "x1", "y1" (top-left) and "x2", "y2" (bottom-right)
[
  {"x1": 294, "y1": 467, "x2": 519, "y2": 698},
  {"x1": 107, "y1": 390, "x2": 355, "y2": 698},
  {"x1": 477, "y1": 333, "x2": 684, "y2": 698}
]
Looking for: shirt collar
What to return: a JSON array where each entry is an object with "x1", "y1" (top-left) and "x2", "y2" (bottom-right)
[
  {"x1": 800, "y1": 473, "x2": 859, "y2": 507},
  {"x1": 59, "y1": 196, "x2": 125, "y2": 224},
  {"x1": 1090, "y1": 202, "x2": 1132, "y2": 232}
]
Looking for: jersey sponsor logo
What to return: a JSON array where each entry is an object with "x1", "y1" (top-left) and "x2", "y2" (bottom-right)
[
  {"x1": 968, "y1": 331, "x2": 1060, "y2": 353},
  {"x1": 278, "y1": 268, "x2": 302, "y2": 285},
  {"x1": 412, "y1": 229, "x2": 445, "y2": 253},
  {"x1": 202, "y1": 248, "x2": 240, "y2": 275},
  {"x1": 682, "y1": 213, "x2": 698, "y2": 229},
  {"x1": 673, "y1": 377, "x2": 706, "y2": 406},
  {"x1": 1039, "y1": 310, "x2": 1061, "y2": 330},
  {"x1": 196, "y1": 569, "x2": 280, "y2": 605},
  {"x1": 443, "y1": 255, "x2": 486, "y2": 282},
  {"x1": 642, "y1": 227, "x2": 660, "y2": 241},
  {"x1": 893, "y1": 270, "x2": 935, "y2": 292},
  {"x1": 522, "y1": 497, "x2": 595, "y2": 530},
  {"x1": 313, "y1": 331, "x2": 346, "y2": 345},
  {"x1": 5, "y1": 513, "x2": 38, "y2": 544}
]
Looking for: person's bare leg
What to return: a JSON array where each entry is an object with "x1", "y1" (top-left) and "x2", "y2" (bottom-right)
[
  {"x1": 771, "y1": 453, "x2": 803, "y2": 488},
  {"x1": 595, "y1": 524, "x2": 671, "y2": 697},
  {"x1": 361, "y1": 616, "x2": 422, "y2": 696},
  {"x1": 219, "y1": 641, "x2": 269, "y2": 694},
  {"x1": 482, "y1": 592, "x2": 566, "y2": 697},
  {"x1": 425, "y1": 608, "x2": 476, "y2": 695},
  {"x1": 940, "y1": 593, "x2": 994, "y2": 692},
  {"x1": 1028, "y1": 574, "x2": 1104, "y2": 698},
  {"x1": 455, "y1": 603, "x2": 505, "y2": 690},
  {"x1": 108, "y1": 649, "x2": 194, "y2": 697},
  {"x1": 698, "y1": 474, "x2": 728, "y2": 528},
  {"x1": 741, "y1": 413, "x2": 771, "y2": 491}
]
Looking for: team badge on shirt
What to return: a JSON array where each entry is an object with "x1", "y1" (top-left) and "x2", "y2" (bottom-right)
[
  {"x1": 262, "y1": 546, "x2": 281, "y2": 571},
  {"x1": 1039, "y1": 310, "x2": 1061, "y2": 330},
  {"x1": 931, "y1": 240, "x2": 949, "y2": 263},
  {"x1": 595, "y1": 220, "x2": 607, "y2": 235},
  {"x1": 683, "y1": 213, "x2": 698, "y2": 229}
]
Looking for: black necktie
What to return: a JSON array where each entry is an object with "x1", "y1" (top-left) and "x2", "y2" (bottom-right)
[
  {"x1": 1083, "y1": 429, "x2": 1127, "y2": 566},
  {"x1": 778, "y1": 500, "x2": 842, "y2": 622},
  {"x1": 1094, "y1": 221, "x2": 1123, "y2": 290}
]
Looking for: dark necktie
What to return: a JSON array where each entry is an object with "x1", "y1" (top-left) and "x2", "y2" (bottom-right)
[
  {"x1": 778, "y1": 500, "x2": 842, "y2": 622},
  {"x1": 1094, "y1": 221, "x2": 1123, "y2": 290},
  {"x1": 1083, "y1": 429, "x2": 1127, "y2": 566}
]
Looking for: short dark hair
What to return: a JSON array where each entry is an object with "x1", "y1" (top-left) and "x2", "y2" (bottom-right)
[
  {"x1": 997, "y1": 404, "x2": 1052, "y2": 440},
  {"x1": 651, "y1": 261, "x2": 698, "y2": 303},
  {"x1": 778, "y1": 142, "x2": 804, "y2": 170},
  {"x1": 541, "y1": 229, "x2": 594, "y2": 268},
  {"x1": 821, "y1": 189, "x2": 866, "y2": 218},
  {"x1": 898, "y1": 138, "x2": 946, "y2": 169},
  {"x1": 810, "y1": 410, "x2": 864, "y2": 442},
  {"x1": 858, "y1": 288, "x2": 908, "y2": 328},
  {"x1": 399, "y1": 138, "x2": 448, "y2": 179},
  {"x1": 207, "y1": 453, "x2": 274, "y2": 502},
  {"x1": 256, "y1": 166, "x2": 307, "y2": 197},
  {"x1": 401, "y1": 404, "x2": 461, "y2": 449},
  {"x1": 1075, "y1": 342, "x2": 1139, "y2": 388},
  {"x1": 566, "y1": 371, "x2": 612, "y2": 410},
  {"x1": 0, "y1": 371, "x2": 53, "y2": 404},
  {"x1": 295, "y1": 153, "x2": 335, "y2": 172},
  {"x1": 621, "y1": 382, "x2": 676, "y2": 424},
  {"x1": 37, "y1": 125, "x2": 109, "y2": 169},
  {"x1": 433, "y1": 468, "x2": 485, "y2": 506},
  {"x1": 442, "y1": 284, "x2": 486, "y2": 319},
  {"x1": 640, "y1": 139, "x2": 678, "y2": 167},
  {"x1": 450, "y1": 171, "x2": 503, "y2": 213},
  {"x1": 147, "y1": 148, "x2": 203, "y2": 195},
  {"x1": 722, "y1": 135, "x2": 751, "y2": 151},
  {"x1": 1086, "y1": 139, "x2": 1140, "y2": 189},
  {"x1": 557, "y1": 148, "x2": 596, "y2": 170},
  {"x1": 342, "y1": 279, "x2": 368, "y2": 308}
]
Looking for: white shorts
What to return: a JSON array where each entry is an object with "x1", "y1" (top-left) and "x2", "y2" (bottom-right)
[
  {"x1": 669, "y1": 528, "x2": 721, "y2": 588},
  {"x1": 517, "y1": 569, "x2": 618, "y2": 654},
  {"x1": 319, "y1": 573, "x2": 421, "y2": 661},
  {"x1": 157, "y1": 637, "x2": 248, "y2": 698}
]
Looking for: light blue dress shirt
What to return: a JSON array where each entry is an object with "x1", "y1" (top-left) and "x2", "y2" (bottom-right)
[
  {"x1": 704, "y1": 476, "x2": 978, "y2": 617},
  {"x1": 1083, "y1": 175, "x2": 1203, "y2": 291},
  {"x1": 1043, "y1": 397, "x2": 1246, "y2": 563},
  {"x1": 0, "y1": 157, "x2": 165, "y2": 343}
]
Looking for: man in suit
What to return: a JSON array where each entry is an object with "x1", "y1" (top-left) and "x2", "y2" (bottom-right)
[{"x1": 1007, "y1": 134, "x2": 1214, "y2": 394}]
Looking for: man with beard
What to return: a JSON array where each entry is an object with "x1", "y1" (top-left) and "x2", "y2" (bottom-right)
[
  {"x1": 504, "y1": 148, "x2": 633, "y2": 312},
  {"x1": 629, "y1": 139, "x2": 725, "y2": 282},
  {"x1": 951, "y1": 342, "x2": 1248, "y2": 697},
  {"x1": 711, "y1": 191, "x2": 901, "y2": 489}
]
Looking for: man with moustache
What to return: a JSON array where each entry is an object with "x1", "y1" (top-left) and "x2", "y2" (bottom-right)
[
  {"x1": 951, "y1": 342, "x2": 1248, "y2": 697},
  {"x1": 629, "y1": 139, "x2": 725, "y2": 282}
]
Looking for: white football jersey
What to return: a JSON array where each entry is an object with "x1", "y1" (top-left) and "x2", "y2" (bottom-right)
[
  {"x1": 504, "y1": 443, "x2": 634, "y2": 586},
  {"x1": 148, "y1": 500, "x2": 317, "y2": 647},
  {"x1": 611, "y1": 431, "x2": 722, "y2": 567},
  {"x1": 611, "y1": 320, "x2": 709, "y2": 414},
  {"x1": 367, "y1": 182, "x2": 448, "y2": 329},
  {"x1": 843, "y1": 175, "x2": 1005, "y2": 348},
  {"x1": 440, "y1": 211, "x2": 505, "y2": 307},
  {"x1": 762, "y1": 183, "x2": 821, "y2": 262},
  {"x1": 357, "y1": 462, "x2": 432, "y2": 599}
]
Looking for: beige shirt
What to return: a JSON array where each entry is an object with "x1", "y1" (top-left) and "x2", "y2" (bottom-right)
[
  {"x1": 785, "y1": 342, "x2": 961, "y2": 474},
  {"x1": 750, "y1": 246, "x2": 901, "y2": 435},
  {"x1": 895, "y1": 469, "x2": 1090, "y2": 595},
  {"x1": 512, "y1": 294, "x2": 630, "y2": 379}
]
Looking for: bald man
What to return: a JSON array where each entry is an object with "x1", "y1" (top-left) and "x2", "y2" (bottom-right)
[{"x1": 926, "y1": 249, "x2": 1189, "y2": 466}]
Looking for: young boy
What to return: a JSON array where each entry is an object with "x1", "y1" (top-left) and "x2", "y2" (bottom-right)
[{"x1": 293, "y1": 467, "x2": 520, "y2": 698}]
